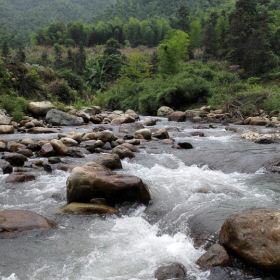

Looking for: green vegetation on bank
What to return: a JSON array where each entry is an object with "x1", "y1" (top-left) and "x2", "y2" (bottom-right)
[{"x1": 0, "y1": 0, "x2": 280, "y2": 121}]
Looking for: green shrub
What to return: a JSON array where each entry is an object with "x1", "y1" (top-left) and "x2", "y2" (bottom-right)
[
  {"x1": 0, "y1": 94, "x2": 27, "y2": 122},
  {"x1": 47, "y1": 79, "x2": 75, "y2": 104}
]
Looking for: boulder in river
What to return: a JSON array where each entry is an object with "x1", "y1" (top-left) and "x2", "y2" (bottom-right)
[
  {"x1": 112, "y1": 145, "x2": 135, "y2": 159},
  {"x1": 39, "y1": 143, "x2": 55, "y2": 157},
  {"x1": 168, "y1": 111, "x2": 186, "y2": 122},
  {"x1": 5, "y1": 172, "x2": 36, "y2": 183},
  {"x1": 0, "y1": 159, "x2": 13, "y2": 174},
  {"x1": 244, "y1": 117, "x2": 270, "y2": 126},
  {"x1": 2, "y1": 152, "x2": 27, "y2": 167},
  {"x1": 196, "y1": 244, "x2": 230, "y2": 270},
  {"x1": 61, "y1": 202, "x2": 118, "y2": 215},
  {"x1": 50, "y1": 139, "x2": 69, "y2": 156},
  {"x1": 66, "y1": 163, "x2": 151, "y2": 206},
  {"x1": 219, "y1": 209, "x2": 280, "y2": 270},
  {"x1": 176, "y1": 141, "x2": 193, "y2": 150},
  {"x1": 157, "y1": 106, "x2": 174, "y2": 117},
  {"x1": 111, "y1": 115, "x2": 136, "y2": 125},
  {"x1": 134, "y1": 128, "x2": 152, "y2": 140},
  {"x1": 0, "y1": 210, "x2": 55, "y2": 238},
  {"x1": 46, "y1": 109, "x2": 84, "y2": 126},
  {"x1": 153, "y1": 128, "x2": 169, "y2": 140},
  {"x1": 95, "y1": 154, "x2": 122, "y2": 170},
  {"x1": 28, "y1": 101, "x2": 54, "y2": 116},
  {"x1": 0, "y1": 125, "x2": 14, "y2": 134},
  {"x1": 154, "y1": 263, "x2": 187, "y2": 280}
]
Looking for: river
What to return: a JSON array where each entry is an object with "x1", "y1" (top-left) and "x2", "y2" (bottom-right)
[{"x1": 0, "y1": 119, "x2": 279, "y2": 280}]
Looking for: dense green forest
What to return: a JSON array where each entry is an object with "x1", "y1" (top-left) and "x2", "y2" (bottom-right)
[
  {"x1": 0, "y1": 0, "x2": 114, "y2": 44},
  {"x1": 0, "y1": 0, "x2": 280, "y2": 120}
]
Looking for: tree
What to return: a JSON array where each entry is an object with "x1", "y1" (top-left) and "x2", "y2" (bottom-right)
[
  {"x1": 158, "y1": 30, "x2": 189, "y2": 74},
  {"x1": 172, "y1": 4, "x2": 190, "y2": 32},
  {"x1": 203, "y1": 12, "x2": 219, "y2": 59},
  {"x1": 1, "y1": 41, "x2": 10, "y2": 58},
  {"x1": 228, "y1": 0, "x2": 277, "y2": 75},
  {"x1": 15, "y1": 48, "x2": 26, "y2": 63},
  {"x1": 75, "y1": 44, "x2": 87, "y2": 74},
  {"x1": 121, "y1": 52, "x2": 152, "y2": 81},
  {"x1": 54, "y1": 44, "x2": 63, "y2": 69}
]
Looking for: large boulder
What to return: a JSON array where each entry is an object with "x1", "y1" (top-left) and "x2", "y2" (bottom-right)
[
  {"x1": 28, "y1": 101, "x2": 54, "y2": 116},
  {"x1": 46, "y1": 109, "x2": 84, "y2": 126},
  {"x1": 219, "y1": 209, "x2": 280, "y2": 269},
  {"x1": 0, "y1": 210, "x2": 55, "y2": 238},
  {"x1": 157, "y1": 106, "x2": 174, "y2": 117},
  {"x1": 154, "y1": 263, "x2": 187, "y2": 280},
  {"x1": 196, "y1": 244, "x2": 230, "y2": 270},
  {"x1": 111, "y1": 115, "x2": 135, "y2": 125},
  {"x1": 0, "y1": 110, "x2": 12, "y2": 125},
  {"x1": 0, "y1": 125, "x2": 14, "y2": 134},
  {"x1": 61, "y1": 202, "x2": 117, "y2": 215},
  {"x1": 66, "y1": 163, "x2": 151, "y2": 206}
]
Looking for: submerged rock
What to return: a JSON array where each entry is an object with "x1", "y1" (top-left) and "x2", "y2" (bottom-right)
[
  {"x1": 0, "y1": 210, "x2": 55, "y2": 238},
  {"x1": 28, "y1": 127, "x2": 59, "y2": 134},
  {"x1": 219, "y1": 209, "x2": 280, "y2": 270},
  {"x1": 61, "y1": 202, "x2": 118, "y2": 215},
  {"x1": 46, "y1": 109, "x2": 84, "y2": 126},
  {"x1": 154, "y1": 263, "x2": 187, "y2": 280},
  {"x1": 66, "y1": 163, "x2": 151, "y2": 206},
  {"x1": 196, "y1": 244, "x2": 230, "y2": 270}
]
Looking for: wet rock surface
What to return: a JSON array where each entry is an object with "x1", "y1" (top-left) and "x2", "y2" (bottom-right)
[
  {"x1": 66, "y1": 163, "x2": 151, "y2": 206},
  {"x1": 0, "y1": 210, "x2": 55, "y2": 238},
  {"x1": 219, "y1": 209, "x2": 280, "y2": 270},
  {"x1": 154, "y1": 263, "x2": 187, "y2": 280}
]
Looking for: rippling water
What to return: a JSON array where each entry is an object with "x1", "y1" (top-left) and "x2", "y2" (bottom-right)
[{"x1": 1, "y1": 121, "x2": 279, "y2": 280}]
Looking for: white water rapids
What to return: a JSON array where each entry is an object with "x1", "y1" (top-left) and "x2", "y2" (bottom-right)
[{"x1": 1, "y1": 123, "x2": 279, "y2": 280}]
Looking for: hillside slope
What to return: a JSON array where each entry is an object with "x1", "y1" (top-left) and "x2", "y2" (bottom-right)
[{"x1": 0, "y1": 0, "x2": 114, "y2": 43}]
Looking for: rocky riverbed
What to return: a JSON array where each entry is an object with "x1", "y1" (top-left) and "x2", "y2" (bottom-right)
[{"x1": 0, "y1": 103, "x2": 280, "y2": 280}]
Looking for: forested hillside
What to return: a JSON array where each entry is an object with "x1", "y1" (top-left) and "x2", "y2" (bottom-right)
[
  {"x1": 0, "y1": 0, "x2": 280, "y2": 121},
  {"x1": 0, "y1": 0, "x2": 114, "y2": 44},
  {"x1": 102, "y1": 0, "x2": 233, "y2": 19}
]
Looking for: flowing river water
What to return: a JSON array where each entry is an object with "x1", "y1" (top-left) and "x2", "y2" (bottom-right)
[{"x1": 0, "y1": 119, "x2": 280, "y2": 280}]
